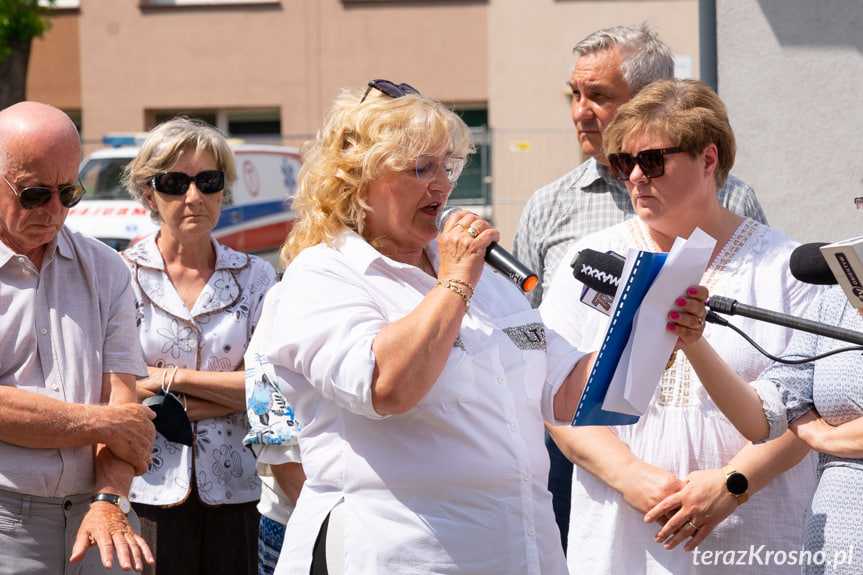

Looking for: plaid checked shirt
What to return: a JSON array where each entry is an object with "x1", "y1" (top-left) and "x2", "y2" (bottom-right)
[{"x1": 512, "y1": 157, "x2": 767, "y2": 307}]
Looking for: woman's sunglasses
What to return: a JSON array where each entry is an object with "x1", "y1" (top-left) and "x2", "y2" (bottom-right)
[
  {"x1": 151, "y1": 170, "x2": 225, "y2": 196},
  {"x1": 1, "y1": 171, "x2": 87, "y2": 210},
  {"x1": 607, "y1": 147, "x2": 682, "y2": 182},
  {"x1": 360, "y1": 79, "x2": 421, "y2": 103}
]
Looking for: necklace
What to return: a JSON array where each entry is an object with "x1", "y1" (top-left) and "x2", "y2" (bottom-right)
[{"x1": 418, "y1": 251, "x2": 436, "y2": 277}]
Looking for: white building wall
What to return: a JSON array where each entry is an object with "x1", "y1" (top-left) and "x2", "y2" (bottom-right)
[{"x1": 718, "y1": 0, "x2": 863, "y2": 244}]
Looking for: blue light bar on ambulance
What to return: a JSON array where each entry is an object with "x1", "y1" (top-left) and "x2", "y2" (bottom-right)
[{"x1": 102, "y1": 133, "x2": 148, "y2": 147}]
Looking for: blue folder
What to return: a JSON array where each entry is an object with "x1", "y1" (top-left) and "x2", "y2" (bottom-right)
[{"x1": 571, "y1": 250, "x2": 667, "y2": 426}]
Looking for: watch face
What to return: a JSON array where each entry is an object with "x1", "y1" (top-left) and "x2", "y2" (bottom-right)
[
  {"x1": 117, "y1": 496, "x2": 132, "y2": 515},
  {"x1": 726, "y1": 472, "x2": 749, "y2": 495}
]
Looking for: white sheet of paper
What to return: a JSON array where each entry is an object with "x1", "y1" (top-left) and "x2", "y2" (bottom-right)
[{"x1": 601, "y1": 228, "x2": 716, "y2": 415}]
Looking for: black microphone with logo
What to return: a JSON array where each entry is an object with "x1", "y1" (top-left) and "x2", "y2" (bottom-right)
[
  {"x1": 570, "y1": 247, "x2": 863, "y2": 346},
  {"x1": 435, "y1": 206, "x2": 538, "y2": 292}
]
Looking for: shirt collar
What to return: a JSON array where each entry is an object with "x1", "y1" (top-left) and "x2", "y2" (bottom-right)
[
  {"x1": 124, "y1": 232, "x2": 249, "y2": 272},
  {"x1": 0, "y1": 228, "x2": 65, "y2": 271},
  {"x1": 335, "y1": 228, "x2": 438, "y2": 275},
  {"x1": 582, "y1": 157, "x2": 625, "y2": 191}
]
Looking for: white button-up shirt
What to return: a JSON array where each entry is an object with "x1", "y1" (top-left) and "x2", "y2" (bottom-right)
[
  {"x1": 269, "y1": 230, "x2": 583, "y2": 575},
  {"x1": 0, "y1": 228, "x2": 147, "y2": 497}
]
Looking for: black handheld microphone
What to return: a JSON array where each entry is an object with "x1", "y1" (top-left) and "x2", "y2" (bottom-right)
[
  {"x1": 789, "y1": 242, "x2": 837, "y2": 285},
  {"x1": 570, "y1": 248, "x2": 625, "y2": 296},
  {"x1": 435, "y1": 206, "x2": 538, "y2": 292}
]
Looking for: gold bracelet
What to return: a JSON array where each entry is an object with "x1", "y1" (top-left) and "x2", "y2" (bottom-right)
[
  {"x1": 447, "y1": 278, "x2": 475, "y2": 297},
  {"x1": 435, "y1": 279, "x2": 471, "y2": 312}
]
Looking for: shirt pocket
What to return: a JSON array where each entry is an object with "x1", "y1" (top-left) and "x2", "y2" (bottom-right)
[{"x1": 415, "y1": 342, "x2": 480, "y2": 407}]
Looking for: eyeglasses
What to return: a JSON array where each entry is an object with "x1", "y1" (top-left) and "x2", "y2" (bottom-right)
[
  {"x1": 360, "y1": 79, "x2": 421, "y2": 103},
  {"x1": 607, "y1": 147, "x2": 682, "y2": 182},
  {"x1": 415, "y1": 155, "x2": 465, "y2": 185},
  {"x1": 0, "y1": 171, "x2": 87, "y2": 210},
  {"x1": 151, "y1": 170, "x2": 225, "y2": 196}
]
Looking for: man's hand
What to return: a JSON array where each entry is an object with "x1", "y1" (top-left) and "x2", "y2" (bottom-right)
[
  {"x1": 101, "y1": 404, "x2": 156, "y2": 476},
  {"x1": 70, "y1": 502, "x2": 154, "y2": 572}
]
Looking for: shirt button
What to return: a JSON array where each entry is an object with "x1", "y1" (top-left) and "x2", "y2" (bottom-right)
[
  {"x1": 528, "y1": 528, "x2": 535, "y2": 537},
  {"x1": 52, "y1": 384, "x2": 59, "y2": 392},
  {"x1": 510, "y1": 424, "x2": 519, "y2": 432},
  {"x1": 523, "y1": 473, "x2": 531, "y2": 482},
  {"x1": 497, "y1": 376, "x2": 504, "y2": 384},
  {"x1": 40, "y1": 328, "x2": 48, "y2": 335}
]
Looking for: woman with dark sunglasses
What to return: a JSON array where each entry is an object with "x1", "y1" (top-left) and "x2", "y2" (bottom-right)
[
  {"x1": 257, "y1": 82, "x2": 613, "y2": 575},
  {"x1": 541, "y1": 78, "x2": 823, "y2": 574},
  {"x1": 120, "y1": 117, "x2": 277, "y2": 575}
]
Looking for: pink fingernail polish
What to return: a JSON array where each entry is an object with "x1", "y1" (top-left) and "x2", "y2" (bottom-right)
[
  {"x1": 667, "y1": 323, "x2": 676, "y2": 331},
  {"x1": 688, "y1": 288, "x2": 698, "y2": 295},
  {"x1": 670, "y1": 311, "x2": 679, "y2": 320},
  {"x1": 676, "y1": 298, "x2": 687, "y2": 307}
]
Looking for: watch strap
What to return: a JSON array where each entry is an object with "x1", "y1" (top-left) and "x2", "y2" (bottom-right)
[{"x1": 92, "y1": 493, "x2": 131, "y2": 515}]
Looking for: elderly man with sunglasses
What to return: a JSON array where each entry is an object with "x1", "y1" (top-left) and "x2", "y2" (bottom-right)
[
  {"x1": 511, "y1": 23, "x2": 769, "y2": 552},
  {"x1": 0, "y1": 102, "x2": 156, "y2": 574}
]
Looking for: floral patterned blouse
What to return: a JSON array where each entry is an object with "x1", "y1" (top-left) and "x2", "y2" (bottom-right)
[{"x1": 123, "y1": 234, "x2": 277, "y2": 507}]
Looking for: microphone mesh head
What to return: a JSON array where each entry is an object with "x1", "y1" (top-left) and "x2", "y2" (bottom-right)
[
  {"x1": 435, "y1": 206, "x2": 463, "y2": 231},
  {"x1": 789, "y1": 242, "x2": 837, "y2": 285}
]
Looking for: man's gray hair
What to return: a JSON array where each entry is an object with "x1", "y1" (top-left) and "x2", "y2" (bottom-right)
[{"x1": 572, "y1": 22, "x2": 675, "y2": 95}]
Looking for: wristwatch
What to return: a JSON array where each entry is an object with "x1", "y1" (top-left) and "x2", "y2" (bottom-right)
[
  {"x1": 92, "y1": 493, "x2": 132, "y2": 515},
  {"x1": 721, "y1": 465, "x2": 750, "y2": 505}
]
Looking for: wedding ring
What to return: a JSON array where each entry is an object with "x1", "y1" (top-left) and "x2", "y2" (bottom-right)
[
  {"x1": 687, "y1": 519, "x2": 700, "y2": 531},
  {"x1": 696, "y1": 316, "x2": 704, "y2": 327},
  {"x1": 465, "y1": 225, "x2": 479, "y2": 238}
]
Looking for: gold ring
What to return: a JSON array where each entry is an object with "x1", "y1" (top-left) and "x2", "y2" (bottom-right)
[
  {"x1": 465, "y1": 226, "x2": 479, "y2": 238},
  {"x1": 687, "y1": 520, "x2": 700, "y2": 531},
  {"x1": 697, "y1": 316, "x2": 704, "y2": 327}
]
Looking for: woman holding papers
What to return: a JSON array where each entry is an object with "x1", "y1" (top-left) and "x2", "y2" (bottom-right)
[
  {"x1": 541, "y1": 78, "x2": 823, "y2": 574},
  {"x1": 673, "y1": 258, "x2": 863, "y2": 573},
  {"x1": 261, "y1": 80, "x2": 603, "y2": 575}
]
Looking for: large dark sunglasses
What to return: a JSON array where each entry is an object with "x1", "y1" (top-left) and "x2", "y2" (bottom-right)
[
  {"x1": 1, "y1": 171, "x2": 86, "y2": 210},
  {"x1": 151, "y1": 170, "x2": 225, "y2": 196},
  {"x1": 607, "y1": 147, "x2": 682, "y2": 182},
  {"x1": 360, "y1": 79, "x2": 421, "y2": 103}
]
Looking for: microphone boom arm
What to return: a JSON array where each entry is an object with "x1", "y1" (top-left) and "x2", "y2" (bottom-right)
[{"x1": 707, "y1": 295, "x2": 863, "y2": 346}]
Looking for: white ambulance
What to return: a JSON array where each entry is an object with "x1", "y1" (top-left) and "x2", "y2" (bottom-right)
[{"x1": 67, "y1": 135, "x2": 302, "y2": 265}]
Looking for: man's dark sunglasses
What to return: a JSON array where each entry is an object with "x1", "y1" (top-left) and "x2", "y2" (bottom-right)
[
  {"x1": 0, "y1": 171, "x2": 86, "y2": 210},
  {"x1": 151, "y1": 170, "x2": 225, "y2": 196},
  {"x1": 607, "y1": 147, "x2": 682, "y2": 182},
  {"x1": 360, "y1": 79, "x2": 421, "y2": 103}
]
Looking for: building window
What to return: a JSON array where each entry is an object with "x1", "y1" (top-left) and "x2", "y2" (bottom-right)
[
  {"x1": 449, "y1": 108, "x2": 492, "y2": 220},
  {"x1": 151, "y1": 109, "x2": 281, "y2": 144}
]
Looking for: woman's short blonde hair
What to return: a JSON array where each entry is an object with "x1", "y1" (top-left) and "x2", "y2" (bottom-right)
[
  {"x1": 280, "y1": 86, "x2": 473, "y2": 267},
  {"x1": 603, "y1": 78, "x2": 736, "y2": 188},
  {"x1": 122, "y1": 117, "x2": 237, "y2": 221}
]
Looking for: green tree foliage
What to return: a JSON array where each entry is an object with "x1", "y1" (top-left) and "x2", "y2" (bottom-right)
[
  {"x1": 0, "y1": 0, "x2": 53, "y2": 61},
  {"x1": 0, "y1": 0, "x2": 55, "y2": 108}
]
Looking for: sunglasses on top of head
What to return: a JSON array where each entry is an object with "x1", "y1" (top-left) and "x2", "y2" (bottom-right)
[
  {"x1": 360, "y1": 79, "x2": 421, "y2": 103},
  {"x1": 0, "y1": 171, "x2": 87, "y2": 210},
  {"x1": 607, "y1": 147, "x2": 682, "y2": 182},
  {"x1": 151, "y1": 170, "x2": 225, "y2": 196}
]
